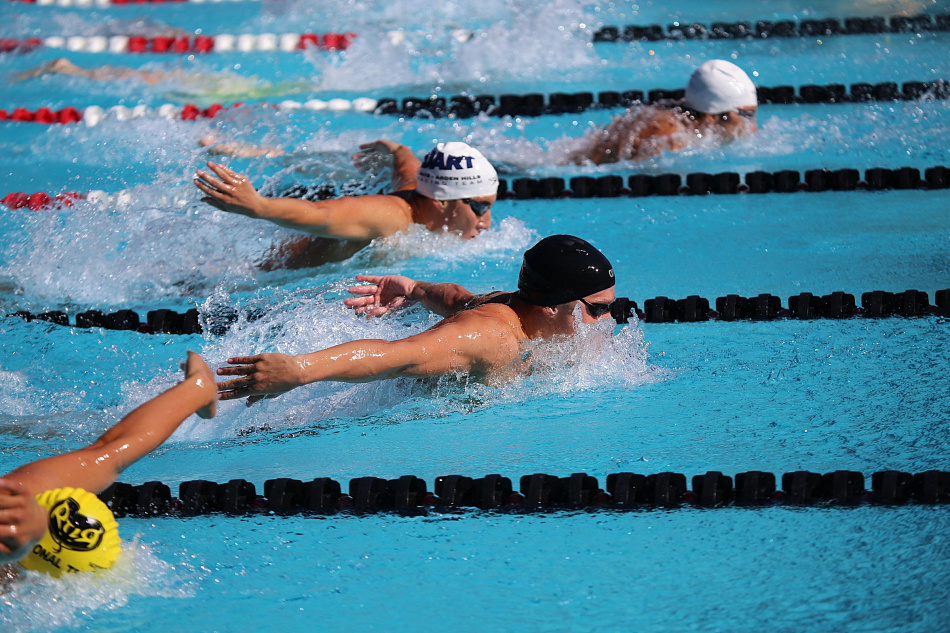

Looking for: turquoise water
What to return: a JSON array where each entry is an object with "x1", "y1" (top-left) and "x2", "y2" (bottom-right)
[{"x1": 2, "y1": 0, "x2": 950, "y2": 631}]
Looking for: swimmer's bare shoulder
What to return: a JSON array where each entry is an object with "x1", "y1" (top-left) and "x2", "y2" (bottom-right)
[{"x1": 431, "y1": 303, "x2": 527, "y2": 376}]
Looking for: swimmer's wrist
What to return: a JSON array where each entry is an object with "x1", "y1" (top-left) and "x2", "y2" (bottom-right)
[
  {"x1": 177, "y1": 376, "x2": 216, "y2": 408},
  {"x1": 256, "y1": 196, "x2": 271, "y2": 219},
  {"x1": 407, "y1": 279, "x2": 421, "y2": 300}
]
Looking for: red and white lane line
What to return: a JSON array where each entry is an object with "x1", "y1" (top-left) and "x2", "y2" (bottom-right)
[
  {"x1": 10, "y1": 0, "x2": 258, "y2": 6},
  {"x1": 0, "y1": 32, "x2": 356, "y2": 53},
  {"x1": 0, "y1": 98, "x2": 381, "y2": 125}
]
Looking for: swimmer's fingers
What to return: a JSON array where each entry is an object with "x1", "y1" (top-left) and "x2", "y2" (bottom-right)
[
  {"x1": 217, "y1": 388, "x2": 251, "y2": 402},
  {"x1": 0, "y1": 479, "x2": 27, "y2": 499},
  {"x1": 194, "y1": 170, "x2": 232, "y2": 194},
  {"x1": 365, "y1": 305, "x2": 393, "y2": 318},
  {"x1": 345, "y1": 286, "x2": 379, "y2": 299},
  {"x1": 343, "y1": 295, "x2": 376, "y2": 309},
  {"x1": 194, "y1": 176, "x2": 233, "y2": 204},
  {"x1": 216, "y1": 365, "x2": 257, "y2": 377},
  {"x1": 355, "y1": 274, "x2": 385, "y2": 284},
  {"x1": 206, "y1": 161, "x2": 245, "y2": 182}
]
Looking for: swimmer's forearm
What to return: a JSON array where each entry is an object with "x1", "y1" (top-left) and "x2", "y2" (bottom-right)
[
  {"x1": 5, "y1": 377, "x2": 215, "y2": 498},
  {"x1": 294, "y1": 340, "x2": 424, "y2": 384},
  {"x1": 90, "y1": 377, "x2": 214, "y2": 470},
  {"x1": 409, "y1": 282, "x2": 475, "y2": 316}
]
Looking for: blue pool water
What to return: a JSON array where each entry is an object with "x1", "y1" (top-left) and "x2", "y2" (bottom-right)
[{"x1": 1, "y1": 0, "x2": 949, "y2": 631}]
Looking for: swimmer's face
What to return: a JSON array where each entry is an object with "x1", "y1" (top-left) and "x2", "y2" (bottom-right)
[
  {"x1": 717, "y1": 106, "x2": 758, "y2": 139},
  {"x1": 441, "y1": 195, "x2": 495, "y2": 239},
  {"x1": 551, "y1": 285, "x2": 617, "y2": 334}
]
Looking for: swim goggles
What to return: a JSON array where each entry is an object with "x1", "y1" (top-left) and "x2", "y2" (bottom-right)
[
  {"x1": 579, "y1": 298, "x2": 614, "y2": 318},
  {"x1": 462, "y1": 198, "x2": 492, "y2": 217}
]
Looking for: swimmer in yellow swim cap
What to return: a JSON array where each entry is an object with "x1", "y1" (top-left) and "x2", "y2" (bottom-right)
[{"x1": 0, "y1": 352, "x2": 217, "y2": 579}]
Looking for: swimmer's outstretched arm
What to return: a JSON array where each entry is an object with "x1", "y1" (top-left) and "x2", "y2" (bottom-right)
[
  {"x1": 344, "y1": 274, "x2": 476, "y2": 318},
  {"x1": 0, "y1": 352, "x2": 217, "y2": 564},
  {"x1": 352, "y1": 140, "x2": 420, "y2": 192},
  {"x1": 216, "y1": 308, "x2": 523, "y2": 405},
  {"x1": 195, "y1": 161, "x2": 413, "y2": 240},
  {"x1": 198, "y1": 135, "x2": 286, "y2": 159}
]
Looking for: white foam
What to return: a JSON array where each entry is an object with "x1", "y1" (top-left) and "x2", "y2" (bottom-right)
[{"x1": 0, "y1": 540, "x2": 192, "y2": 632}]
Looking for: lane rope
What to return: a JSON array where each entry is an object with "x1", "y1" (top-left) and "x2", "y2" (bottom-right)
[
  {"x1": 7, "y1": 288, "x2": 950, "y2": 334},
  {"x1": 0, "y1": 32, "x2": 355, "y2": 53},
  {"x1": 2, "y1": 78, "x2": 946, "y2": 126},
  {"x1": 592, "y1": 12, "x2": 950, "y2": 42},
  {"x1": 9, "y1": 0, "x2": 259, "y2": 5},
  {"x1": 4, "y1": 165, "x2": 948, "y2": 213},
  {"x1": 99, "y1": 469, "x2": 950, "y2": 516}
]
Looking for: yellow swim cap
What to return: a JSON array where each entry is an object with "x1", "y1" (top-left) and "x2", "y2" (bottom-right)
[{"x1": 19, "y1": 487, "x2": 121, "y2": 578}]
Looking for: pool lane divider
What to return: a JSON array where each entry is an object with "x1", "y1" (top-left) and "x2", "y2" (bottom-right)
[
  {"x1": 3, "y1": 78, "x2": 948, "y2": 126},
  {"x1": 11, "y1": 0, "x2": 258, "y2": 5},
  {"x1": 99, "y1": 470, "x2": 950, "y2": 516},
  {"x1": 8, "y1": 164, "x2": 949, "y2": 214},
  {"x1": 0, "y1": 99, "x2": 378, "y2": 127},
  {"x1": 495, "y1": 165, "x2": 950, "y2": 198},
  {"x1": 8, "y1": 289, "x2": 950, "y2": 335},
  {"x1": 375, "y1": 78, "x2": 950, "y2": 118},
  {"x1": 593, "y1": 12, "x2": 950, "y2": 42},
  {"x1": 6, "y1": 5, "x2": 947, "y2": 45},
  {"x1": 0, "y1": 32, "x2": 355, "y2": 54}
]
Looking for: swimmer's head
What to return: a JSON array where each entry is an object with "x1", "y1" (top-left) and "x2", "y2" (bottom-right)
[
  {"x1": 19, "y1": 487, "x2": 121, "y2": 578},
  {"x1": 417, "y1": 142, "x2": 498, "y2": 238},
  {"x1": 517, "y1": 235, "x2": 615, "y2": 307},
  {"x1": 683, "y1": 60, "x2": 757, "y2": 115},
  {"x1": 416, "y1": 142, "x2": 499, "y2": 201}
]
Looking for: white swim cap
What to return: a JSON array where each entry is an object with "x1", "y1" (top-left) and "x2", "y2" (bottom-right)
[
  {"x1": 415, "y1": 142, "x2": 498, "y2": 200},
  {"x1": 682, "y1": 60, "x2": 757, "y2": 114}
]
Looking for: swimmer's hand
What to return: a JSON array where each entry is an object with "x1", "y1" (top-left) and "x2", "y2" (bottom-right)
[
  {"x1": 194, "y1": 162, "x2": 269, "y2": 218},
  {"x1": 180, "y1": 351, "x2": 218, "y2": 419},
  {"x1": 0, "y1": 479, "x2": 48, "y2": 565},
  {"x1": 216, "y1": 354, "x2": 304, "y2": 406},
  {"x1": 344, "y1": 274, "x2": 416, "y2": 318},
  {"x1": 352, "y1": 139, "x2": 402, "y2": 170}
]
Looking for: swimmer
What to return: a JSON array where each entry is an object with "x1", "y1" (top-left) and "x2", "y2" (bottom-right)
[
  {"x1": 13, "y1": 57, "x2": 308, "y2": 102},
  {"x1": 565, "y1": 59, "x2": 758, "y2": 165},
  {"x1": 194, "y1": 140, "x2": 498, "y2": 269},
  {"x1": 0, "y1": 352, "x2": 217, "y2": 580},
  {"x1": 215, "y1": 235, "x2": 619, "y2": 403},
  {"x1": 13, "y1": 57, "x2": 194, "y2": 86}
]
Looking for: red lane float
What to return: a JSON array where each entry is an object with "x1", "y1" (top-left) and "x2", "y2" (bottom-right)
[
  {"x1": 2, "y1": 191, "x2": 83, "y2": 211},
  {"x1": 1, "y1": 33, "x2": 356, "y2": 53},
  {"x1": 11, "y1": 0, "x2": 249, "y2": 4},
  {"x1": 0, "y1": 97, "x2": 379, "y2": 126}
]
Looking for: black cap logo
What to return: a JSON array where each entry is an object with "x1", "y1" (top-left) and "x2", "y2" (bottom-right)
[{"x1": 48, "y1": 498, "x2": 106, "y2": 553}]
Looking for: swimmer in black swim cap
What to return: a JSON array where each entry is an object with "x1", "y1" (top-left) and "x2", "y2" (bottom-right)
[
  {"x1": 216, "y1": 235, "x2": 621, "y2": 404},
  {"x1": 516, "y1": 235, "x2": 616, "y2": 307},
  {"x1": 344, "y1": 234, "x2": 624, "y2": 322}
]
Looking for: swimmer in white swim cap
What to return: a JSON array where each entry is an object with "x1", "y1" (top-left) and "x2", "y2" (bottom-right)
[
  {"x1": 566, "y1": 59, "x2": 758, "y2": 165},
  {"x1": 0, "y1": 352, "x2": 217, "y2": 580},
  {"x1": 194, "y1": 140, "x2": 499, "y2": 269}
]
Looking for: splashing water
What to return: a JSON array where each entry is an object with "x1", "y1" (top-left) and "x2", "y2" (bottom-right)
[
  {"x1": 111, "y1": 285, "x2": 664, "y2": 442},
  {"x1": 505, "y1": 307, "x2": 663, "y2": 399},
  {"x1": 1, "y1": 540, "x2": 193, "y2": 632}
]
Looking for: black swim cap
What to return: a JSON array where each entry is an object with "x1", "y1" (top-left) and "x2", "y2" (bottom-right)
[{"x1": 517, "y1": 235, "x2": 615, "y2": 306}]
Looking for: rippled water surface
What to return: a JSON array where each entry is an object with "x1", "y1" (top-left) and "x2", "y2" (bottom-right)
[{"x1": 1, "y1": 0, "x2": 949, "y2": 631}]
